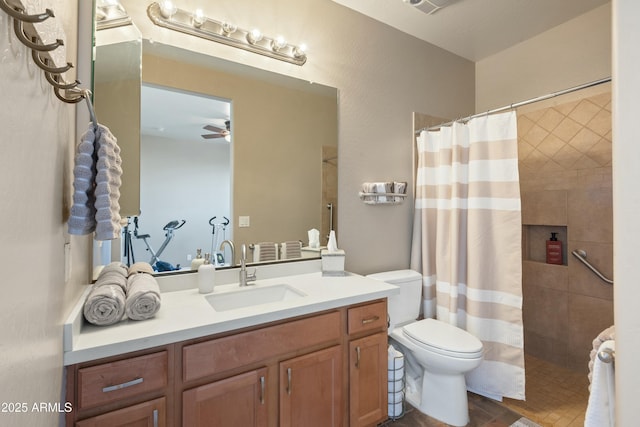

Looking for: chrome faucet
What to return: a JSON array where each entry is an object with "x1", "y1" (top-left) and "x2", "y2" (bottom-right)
[
  {"x1": 239, "y1": 244, "x2": 257, "y2": 286},
  {"x1": 219, "y1": 239, "x2": 235, "y2": 267}
]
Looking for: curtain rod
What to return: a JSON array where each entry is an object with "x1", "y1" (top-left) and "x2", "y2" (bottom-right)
[{"x1": 416, "y1": 76, "x2": 612, "y2": 135}]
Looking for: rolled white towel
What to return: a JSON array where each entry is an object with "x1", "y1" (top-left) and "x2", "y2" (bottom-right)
[
  {"x1": 128, "y1": 262, "x2": 155, "y2": 276},
  {"x1": 83, "y1": 283, "x2": 126, "y2": 326},
  {"x1": 125, "y1": 273, "x2": 161, "y2": 321},
  {"x1": 83, "y1": 261, "x2": 128, "y2": 325}
]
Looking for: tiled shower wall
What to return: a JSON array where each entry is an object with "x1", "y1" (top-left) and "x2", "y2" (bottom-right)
[{"x1": 517, "y1": 87, "x2": 614, "y2": 373}]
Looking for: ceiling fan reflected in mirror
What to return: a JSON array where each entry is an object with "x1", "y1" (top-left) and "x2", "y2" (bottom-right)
[{"x1": 202, "y1": 120, "x2": 231, "y2": 142}]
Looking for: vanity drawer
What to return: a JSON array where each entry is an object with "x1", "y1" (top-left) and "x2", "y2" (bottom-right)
[
  {"x1": 348, "y1": 300, "x2": 387, "y2": 335},
  {"x1": 77, "y1": 351, "x2": 168, "y2": 410},
  {"x1": 183, "y1": 311, "x2": 341, "y2": 382}
]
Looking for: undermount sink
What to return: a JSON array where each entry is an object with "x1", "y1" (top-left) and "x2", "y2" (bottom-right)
[{"x1": 205, "y1": 284, "x2": 307, "y2": 312}]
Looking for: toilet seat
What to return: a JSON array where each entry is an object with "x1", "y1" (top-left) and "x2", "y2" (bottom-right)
[{"x1": 402, "y1": 319, "x2": 483, "y2": 359}]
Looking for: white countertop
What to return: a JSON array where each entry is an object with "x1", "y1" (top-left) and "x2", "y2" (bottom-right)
[{"x1": 63, "y1": 261, "x2": 399, "y2": 366}]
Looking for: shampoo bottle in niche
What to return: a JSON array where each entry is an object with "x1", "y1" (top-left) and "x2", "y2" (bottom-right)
[
  {"x1": 191, "y1": 248, "x2": 205, "y2": 270},
  {"x1": 198, "y1": 253, "x2": 216, "y2": 294},
  {"x1": 546, "y1": 232, "x2": 563, "y2": 265}
]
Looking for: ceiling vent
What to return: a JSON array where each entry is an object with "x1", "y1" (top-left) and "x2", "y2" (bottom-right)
[{"x1": 403, "y1": 0, "x2": 457, "y2": 15}]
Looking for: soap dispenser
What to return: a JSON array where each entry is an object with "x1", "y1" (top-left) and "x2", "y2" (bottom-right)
[
  {"x1": 198, "y1": 253, "x2": 216, "y2": 294},
  {"x1": 546, "y1": 232, "x2": 563, "y2": 265},
  {"x1": 191, "y1": 248, "x2": 205, "y2": 270}
]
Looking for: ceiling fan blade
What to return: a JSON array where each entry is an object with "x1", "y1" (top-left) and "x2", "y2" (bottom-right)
[
  {"x1": 201, "y1": 134, "x2": 224, "y2": 139},
  {"x1": 203, "y1": 124, "x2": 225, "y2": 133}
]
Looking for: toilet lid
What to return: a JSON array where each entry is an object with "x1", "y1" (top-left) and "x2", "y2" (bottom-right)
[{"x1": 402, "y1": 319, "x2": 483, "y2": 358}]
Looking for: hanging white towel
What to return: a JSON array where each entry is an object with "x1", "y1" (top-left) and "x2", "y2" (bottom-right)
[
  {"x1": 94, "y1": 124, "x2": 122, "y2": 240},
  {"x1": 68, "y1": 123, "x2": 122, "y2": 240},
  {"x1": 585, "y1": 340, "x2": 615, "y2": 427},
  {"x1": 253, "y1": 243, "x2": 278, "y2": 262},
  {"x1": 68, "y1": 125, "x2": 98, "y2": 235},
  {"x1": 281, "y1": 241, "x2": 302, "y2": 259},
  {"x1": 589, "y1": 325, "x2": 615, "y2": 385}
]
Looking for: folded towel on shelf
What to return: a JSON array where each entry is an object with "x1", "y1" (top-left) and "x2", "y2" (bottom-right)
[
  {"x1": 83, "y1": 262, "x2": 128, "y2": 326},
  {"x1": 589, "y1": 325, "x2": 615, "y2": 386},
  {"x1": 585, "y1": 340, "x2": 615, "y2": 427},
  {"x1": 125, "y1": 273, "x2": 161, "y2": 321},
  {"x1": 281, "y1": 241, "x2": 302, "y2": 259},
  {"x1": 253, "y1": 242, "x2": 278, "y2": 262},
  {"x1": 393, "y1": 181, "x2": 407, "y2": 202},
  {"x1": 361, "y1": 182, "x2": 394, "y2": 203},
  {"x1": 94, "y1": 125, "x2": 123, "y2": 241},
  {"x1": 68, "y1": 125, "x2": 98, "y2": 235}
]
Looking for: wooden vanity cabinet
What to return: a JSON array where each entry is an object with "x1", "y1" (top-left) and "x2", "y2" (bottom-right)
[
  {"x1": 66, "y1": 299, "x2": 388, "y2": 427},
  {"x1": 179, "y1": 310, "x2": 344, "y2": 427},
  {"x1": 182, "y1": 368, "x2": 268, "y2": 427},
  {"x1": 65, "y1": 347, "x2": 173, "y2": 427},
  {"x1": 279, "y1": 345, "x2": 343, "y2": 427},
  {"x1": 347, "y1": 301, "x2": 389, "y2": 427}
]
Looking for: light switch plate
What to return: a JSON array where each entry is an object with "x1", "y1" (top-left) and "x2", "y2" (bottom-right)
[{"x1": 239, "y1": 216, "x2": 250, "y2": 227}]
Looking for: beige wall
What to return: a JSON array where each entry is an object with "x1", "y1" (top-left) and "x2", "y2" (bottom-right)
[
  {"x1": 120, "y1": 0, "x2": 476, "y2": 274},
  {"x1": 475, "y1": 4, "x2": 611, "y2": 112},
  {"x1": 0, "y1": 1, "x2": 92, "y2": 426},
  {"x1": 518, "y1": 86, "x2": 613, "y2": 372}
]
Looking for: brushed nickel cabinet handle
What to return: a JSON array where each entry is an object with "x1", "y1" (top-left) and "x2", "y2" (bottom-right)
[
  {"x1": 286, "y1": 368, "x2": 292, "y2": 395},
  {"x1": 260, "y1": 376, "x2": 265, "y2": 404},
  {"x1": 362, "y1": 315, "x2": 380, "y2": 325},
  {"x1": 153, "y1": 409, "x2": 158, "y2": 427},
  {"x1": 355, "y1": 346, "x2": 361, "y2": 369},
  {"x1": 102, "y1": 377, "x2": 143, "y2": 393}
]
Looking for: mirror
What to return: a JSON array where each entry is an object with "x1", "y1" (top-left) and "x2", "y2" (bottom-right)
[{"x1": 93, "y1": 24, "x2": 338, "y2": 271}]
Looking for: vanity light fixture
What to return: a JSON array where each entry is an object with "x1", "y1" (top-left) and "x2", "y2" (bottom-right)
[
  {"x1": 95, "y1": 0, "x2": 132, "y2": 30},
  {"x1": 147, "y1": 2, "x2": 307, "y2": 66}
]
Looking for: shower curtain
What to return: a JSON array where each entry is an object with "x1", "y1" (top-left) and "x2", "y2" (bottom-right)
[{"x1": 410, "y1": 111, "x2": 525, "y2": 400}]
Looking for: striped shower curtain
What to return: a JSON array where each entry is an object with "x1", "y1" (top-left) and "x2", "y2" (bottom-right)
[{"x1": 410, "y1": 111, "x2": 525, "y2": 400}]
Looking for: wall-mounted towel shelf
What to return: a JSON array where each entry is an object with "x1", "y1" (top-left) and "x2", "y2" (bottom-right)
[
  {"x1": 359, "y1": 181, "x2": 408, "y2": 205},
  {"x1": 358, "y1": 192, "x2": 407, "y2": 205},
  {"x1": 0, "y1": 0, "x2": 96, "y2": 120}
]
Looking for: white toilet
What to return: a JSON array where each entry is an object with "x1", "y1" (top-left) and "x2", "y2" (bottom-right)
[{"x1": 367, "y1": 270, "x2": 484, "y2": 427}]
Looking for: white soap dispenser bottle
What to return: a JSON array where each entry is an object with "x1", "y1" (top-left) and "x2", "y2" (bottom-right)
[
  {"x1": 191, "y1": 248, "x2": 205, "y2": 270},
  {"x1": 198, "y1": 253, "x2": 216, "y2": 294}
]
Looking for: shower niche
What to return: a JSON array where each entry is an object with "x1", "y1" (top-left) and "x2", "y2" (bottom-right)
[{"x1": 522, "y1": 225, "x2": 568, "y2": 266}]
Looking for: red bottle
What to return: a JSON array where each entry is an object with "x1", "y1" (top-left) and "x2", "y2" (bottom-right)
[{"x1": 546, "y1": 232, "x2": 563, "y2": 265}]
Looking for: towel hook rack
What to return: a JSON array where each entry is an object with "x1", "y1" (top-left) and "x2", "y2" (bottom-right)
[
  {"x1": 0, "y1": 0, "x2": 95, "y2": 122},
  {"x1": 0, "y1": 0, "x2": 53, "y2": 22}
]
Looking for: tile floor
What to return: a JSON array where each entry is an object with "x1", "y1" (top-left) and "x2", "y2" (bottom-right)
[{"x1": 380, "y1": 354, "x2": 590, "y2": 427}]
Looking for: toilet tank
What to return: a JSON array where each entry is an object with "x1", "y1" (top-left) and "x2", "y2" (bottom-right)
[{"x1": 366, "y1": 270, "x2": 422, "y2": 330}]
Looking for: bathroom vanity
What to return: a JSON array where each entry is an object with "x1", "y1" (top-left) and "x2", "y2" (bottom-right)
[{"x1": 63, "y1": 262, "x2": 397, "y2": 427}]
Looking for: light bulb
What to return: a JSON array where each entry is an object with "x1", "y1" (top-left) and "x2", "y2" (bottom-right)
[
  {"x1": 159, "y1": 1, "x2": 177, "y2": 19},
  {"x1": 221, "y1": 22, "x2": 237, "y2": 36},
  {"x1": 271, "y1": 35, "x2": 287, "y2": 52},
  {"x1": 193, "y1": 9, "x2": 205, "y2": 27},
  {"x1": 293, "y1": 43, "x2": 307, "y2": 59},
  {"x1": 247, "y1": 28, "x2": 263, "y2": 44}
]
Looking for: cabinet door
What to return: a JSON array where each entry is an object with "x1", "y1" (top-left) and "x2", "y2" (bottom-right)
[
  {"x1": 349, "y1": 332, "x2": 388, "y2": 427},
  {"x1": 183, "y1": 368, "x2": 268, "y2": 427},
  {"x1": 75, "y1": 397, "x2": 165, "y2": 427},
  {"x1": 280, "y1": 345, "x2": 343, "y2": 427}
]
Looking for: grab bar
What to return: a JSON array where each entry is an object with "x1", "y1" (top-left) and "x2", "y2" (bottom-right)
[
  {"x1": 598, "y1": 347, "x2": 615, "y2": 364},
  {"x1": 571, "y1": 249, "x2": 613, "y2": 285}
]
